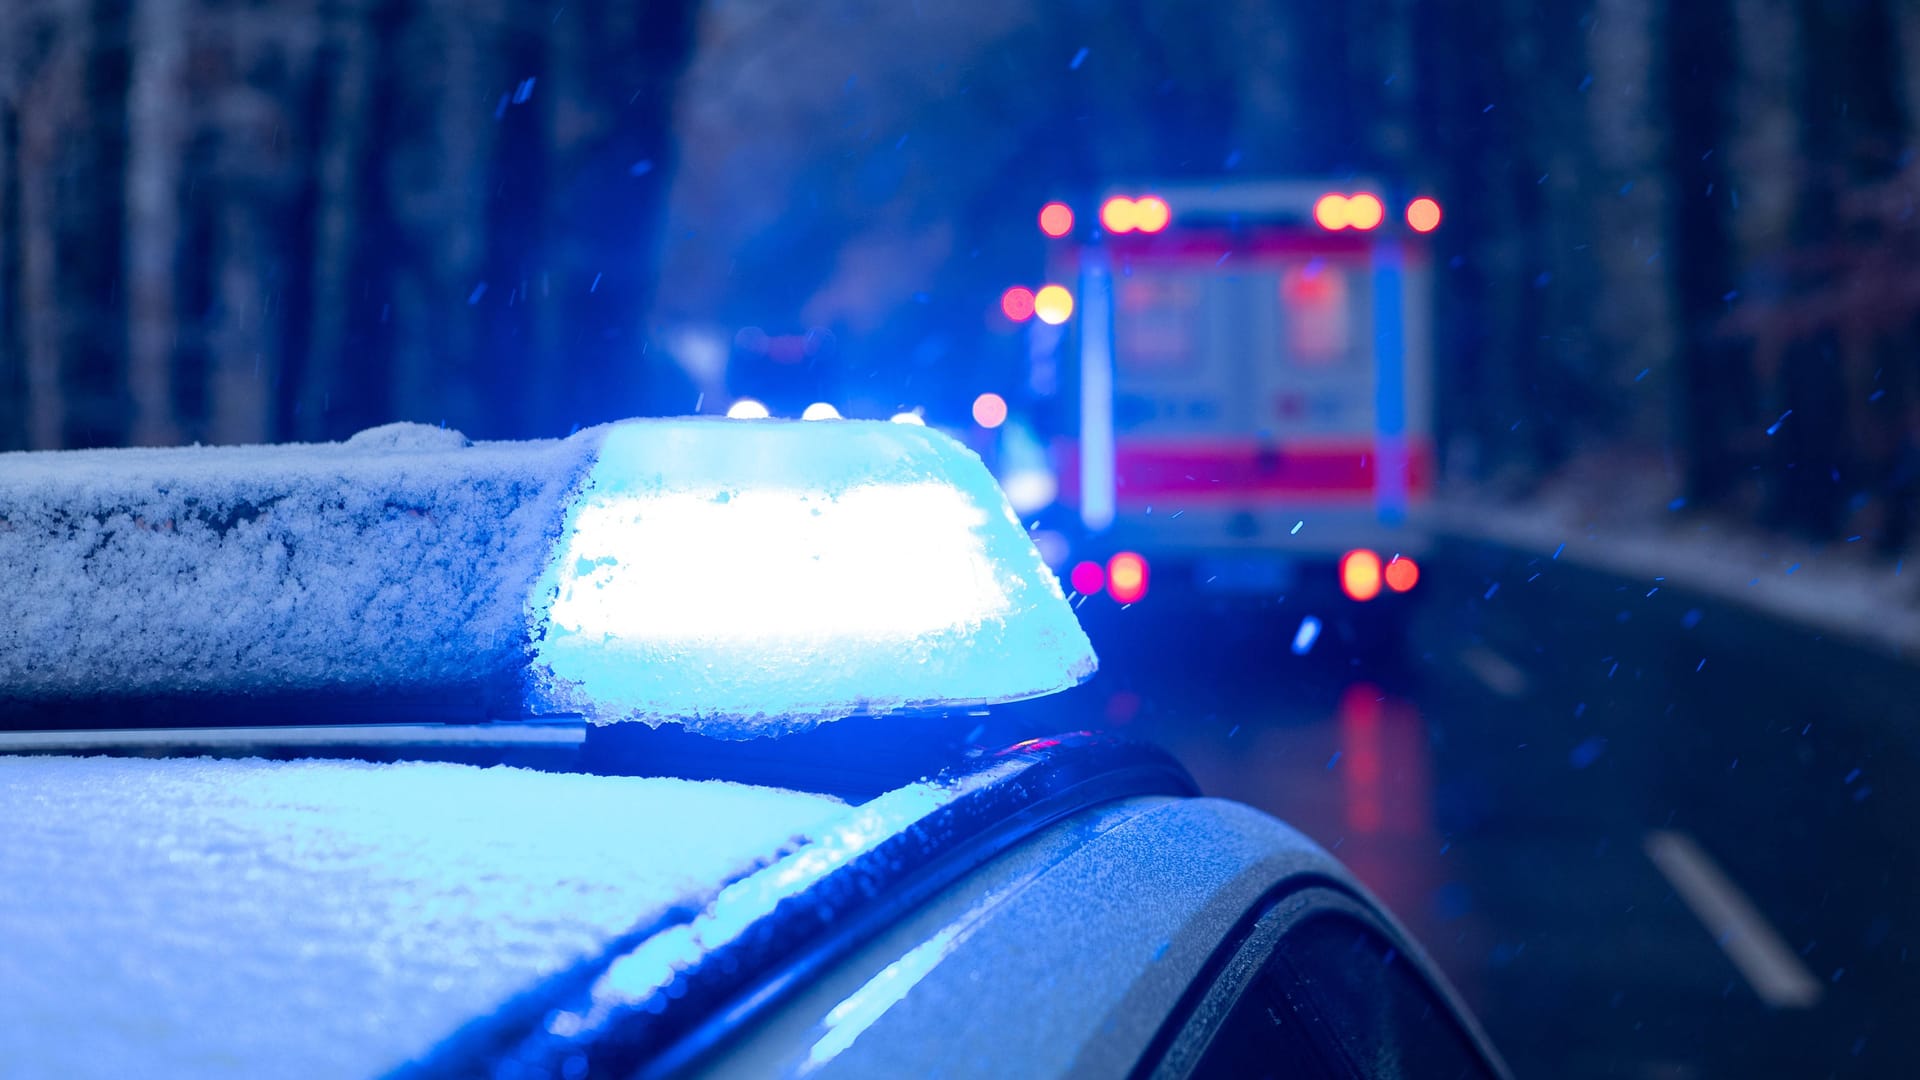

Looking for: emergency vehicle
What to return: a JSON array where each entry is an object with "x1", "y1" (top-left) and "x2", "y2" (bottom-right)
[{"x1": 999, "y1": 181, "x2": 1442, "y2": 610}]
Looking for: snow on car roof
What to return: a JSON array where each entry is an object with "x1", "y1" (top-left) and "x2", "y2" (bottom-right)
[
  {"x1": 0, "y1": 417, "x2": 1095, "y2": 737},
  {"x1": 0, "y1": 755, "x2": 846, "y2": 1080}
]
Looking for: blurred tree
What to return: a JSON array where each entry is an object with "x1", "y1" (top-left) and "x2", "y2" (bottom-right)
[{"x1": 0, "y1": 0, "x2": 696, "y2": 449}]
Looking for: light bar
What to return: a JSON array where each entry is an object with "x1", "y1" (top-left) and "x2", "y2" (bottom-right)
[{"x1": 0, "y1": 419, "x2": 1097, "y2": 737}]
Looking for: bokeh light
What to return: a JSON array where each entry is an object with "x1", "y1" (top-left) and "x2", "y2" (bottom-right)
[
  {"x1": 1038, "y1": 202, "x2": 1074, "y2": 238},
  {"x1": 800, "y1": 402, "x2": 841, "y2": 420},
  {"x1": 1340, "y1": 548, "x2": 1383, "y2": 601},
  {"x1": 1069, "y1": 560, "x2": 1105, "y2": 596},
  {"x1": 725, "y1": 398, "x2": 770, "y2": 420},
  {"x1": 971, "y1": 392, "x2": 1008, "y2": 429},
  {"x1": 1313, "y1": 193, "x2": 1350, "y2": 230},
  {"x1": 1100, "y1": 196, "x2": 1138, "y2": 234},
  {"x1": 1133, "y1": 196, "x2": 1170, "y2": 233},
  {"x1": 1000, "y1": 286, "x2": 1036, "y2": 322},
  {"x1": 1107, "y1": 552, "x2": 1149, "y2": 603},
  {"x1": 1406, "y1": 197, "x2": 1442, "y2": 233},
  {"x1": 1033, "y1": 284, "x2": 1074, "y2": 325},
  {"x1": 1346, "y1": 193, "x2": 1384, "y2": 230},
  {"x1": 1385, "y1": 555, "x2": 1421, "y2": 592}
]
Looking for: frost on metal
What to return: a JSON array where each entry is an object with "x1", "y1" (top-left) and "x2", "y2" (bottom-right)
[
  {"x1": 0, "y1": 755, "x2": 846, "y2": 1079},
  {"x1": 0, "y1": 422, "x2": 594, "y2": 708},
  {"x1": 0, "y1": 418, "x2": 1096, "y2": 736}
]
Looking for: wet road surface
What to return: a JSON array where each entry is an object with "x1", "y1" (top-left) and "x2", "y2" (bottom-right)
[{"x1": 1070, "y1": 536, "x2": 1919, "y2": 1079}]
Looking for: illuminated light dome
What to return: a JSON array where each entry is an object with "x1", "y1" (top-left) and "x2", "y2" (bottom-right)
[
  {"x1": 725, "y1": 398, "x2": 771, "y2": 420},
  {"x1": 1106, "y1": 552, "x2": 1149, "y2": 604},
  {"x1": 1100, "y1": 196, "x2": 1138, "y2": 234},
  {"x1": 1032, "y1": 284, "x2": 1074, "y2": 325},
  {"x1": 972, "y1": 392, "x2": 1009, "y2": 429},
  {"x1": 529, "y1": 420, "x2": 1096, "y2": 733},
  {"x1": 1313, "y1": 193, "x2": 1350, "y2": 230},
  {"x1": 889, "y1": 411, "x2": 926, "y2": 425},
  {"x1": 1346, "y1": 192, "x2": 1385, "y2": 231},
  {"x1": 1340, "y1": 549, "x2": 1383, "y2": 602},
  {"x1": 1385, "y1": 555, "x2": 1420, "y2": 592},
  {"x1": 1000, "y1": 286, "x2": 1036, "y2": 323},
  {"x1": 0, "y1": 419, "x2": 1097, "y2": 739},
  {"x1": 800, "y1": 402, "x2": 841, "y2": 421},
  {"x1": 1133, "y1": 196, "x2": 1171, "y2": 233},
  {"x1": 1069, "y1": 560, "x2": 1105, "y2": 596},
  {"x1": 1406, "y1": 197, "x2": 1442, "y2": 233},
  {"x1": 1038, "y1": 202, "x2": 1074, "y2": 238}
]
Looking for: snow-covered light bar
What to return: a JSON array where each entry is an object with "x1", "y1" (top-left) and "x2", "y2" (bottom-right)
[{"x1": 0, "y1": 419, "x2": 1096, "y2": 737}]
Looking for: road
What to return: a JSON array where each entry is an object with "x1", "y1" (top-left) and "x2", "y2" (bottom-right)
[{"x1": 1064, "y1": 537, "x2": 1919, "y2": 1079}]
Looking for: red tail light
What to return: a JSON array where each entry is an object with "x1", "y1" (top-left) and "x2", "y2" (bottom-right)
[{"x1": 1385, "y1": 555, "x2": 1420, "y2": 592}]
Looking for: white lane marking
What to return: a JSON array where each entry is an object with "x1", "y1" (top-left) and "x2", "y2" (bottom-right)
[
  {"x1": 1458, "y1": 645, "x2": 1529, "y2": 698},
  {"x1": 0, "y1": 723, "x2": 587, "y2": 751},
  {"x1": 1643, "y1": 829, "x2": 1824, "y2": 1009}
]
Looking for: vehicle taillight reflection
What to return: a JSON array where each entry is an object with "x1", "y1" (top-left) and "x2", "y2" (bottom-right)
[
  {"x1": 1340, "y1": 549, "x2": 1382, "y2": 602},
  {"x1": 1107, "y1": 552, "x2": 1149, "y2": 603},
  {"x1": 1385, "y1": 555, "x2": 1420, "y2": 592}
]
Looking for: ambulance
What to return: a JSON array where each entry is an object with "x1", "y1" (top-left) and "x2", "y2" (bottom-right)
[{"x1": 1001, "y1": 181, "x2": 1442, "y2": 611}]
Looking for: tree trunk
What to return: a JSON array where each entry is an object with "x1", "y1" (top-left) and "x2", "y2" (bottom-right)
[
  {"x1": 292, "y1": 0, "x2": 376, "y2": 440},
  {"x1": 1585, "y1": 0, "x2": 1677, "y2": 448},
  {"x1": 124, "y1": 0, "x2": 188, "y2": 446},
  {"x1": 18, "y1": 0, "x2": 86, "y2": 450}
]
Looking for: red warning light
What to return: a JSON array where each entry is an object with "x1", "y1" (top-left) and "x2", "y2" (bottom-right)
[
  {"x1": 1107, "y1": 552, "x2": 1150, "y2": 603},
  {"x1": 1133, "y1": 196, "x2": 1170, "y2": 233},
  {"x1": 1340, "y1": 549, "x2": 1383, "y2": 602},
  {"x1": 1346, "y1": 192, "x2": 1385, "y2": 230},
  {"x1": 1001, "y1": 286, "x2": 1036, "y2": 322},
  {"x1": 1385, "y1": 555, "x2": 1420, "y2": 592},
  {"x1": 1069, "y1": 560, "x2": 1105, "y2": 596},
  {"x1": 1101, "y1": 197, "x2": 1138, "y2": 234},
  {"x1": 1314, "y1": 193, "x2": 1350, "y2": 231},
  {"x1": 1038, "y1": 202, "x2": 1074, "y2": 238},
  {"x1": 1406, "y1": 197, "x2": 1442, "y2": 233}
]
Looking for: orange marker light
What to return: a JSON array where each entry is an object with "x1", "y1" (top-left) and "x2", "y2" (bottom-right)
[
  {"x1": 1314, "y1": 193, "x2": 1350, "y2": 231},
  {"x1": 1107, "y1": 552, "x2": 1149, "y2": 603},
  {"x1": 972, "y1": 392, "x2": 1008, "y2": 429},
  {"x1": 1039, "y1": 202, "x2": 1074, "y2": 238},
  {"x1": 1133, "y1": 196, "x2": 1170, "y2": 233},
  {"x1": 1032, "y1": 284, "x2": 1074, "y2": 325},
  {"x1": 1346, "y1": 192, "x2": 1384, "y2": 230},
  {"x1": 1101, "y1": 196, "x2": 1138, "y2": 234},
  {"x1": 1406, "y1": 197, "x2": 1442, "y2": 233},
  {"x1": 1001, "y1": 286, "x2": 1036, "y2": 322},
  {"x1": 1340, "y1": 548, "x2": 1383, "y2": 602},
  {"x1": 1385, "y1": 555, "x2": 1420, "y2": 592}
]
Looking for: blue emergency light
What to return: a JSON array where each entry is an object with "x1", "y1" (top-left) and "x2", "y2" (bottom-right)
[
  {"x1": 0, "y1": 418, "x2": 1096, "y2": 738},
  {"x1": 524, "y1": 419, "x2": 1097, "y2": 733}
]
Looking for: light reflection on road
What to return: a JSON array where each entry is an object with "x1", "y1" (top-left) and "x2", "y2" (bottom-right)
[{"x1": 1127, "y1": 675, "x2": 1493, "y2": 1008}]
